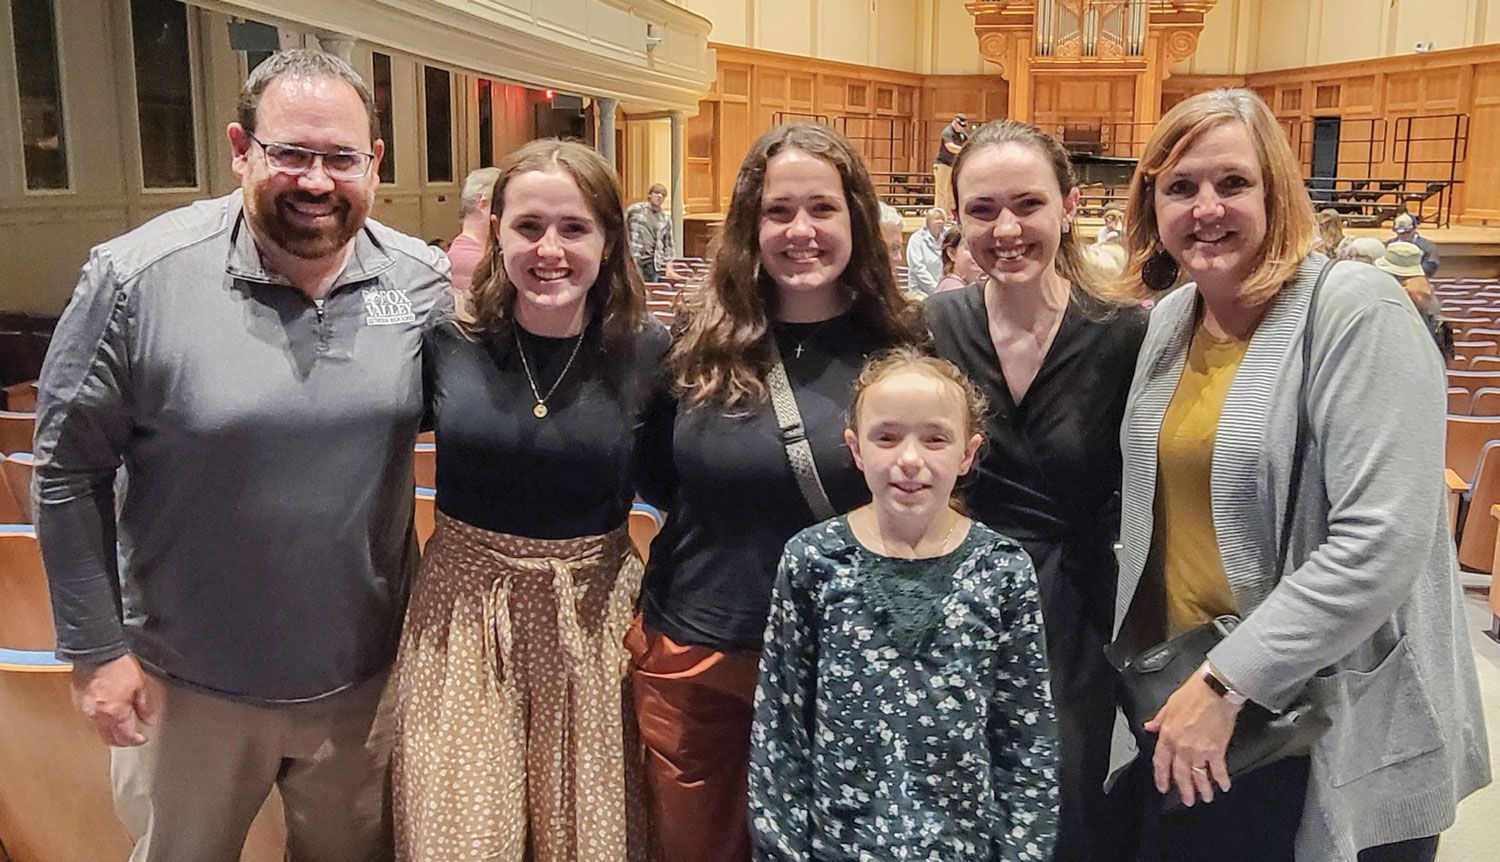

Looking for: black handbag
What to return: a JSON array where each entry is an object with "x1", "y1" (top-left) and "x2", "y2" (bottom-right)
[{"x1": 1107, "y1": 259, "x2": 1339, "y2": 811}]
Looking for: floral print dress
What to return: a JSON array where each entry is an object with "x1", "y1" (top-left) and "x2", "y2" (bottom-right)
[{"x1": 749, "y1": 517, "x2": 1059, "y2": 862}]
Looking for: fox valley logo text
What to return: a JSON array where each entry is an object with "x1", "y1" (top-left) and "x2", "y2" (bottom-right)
[{"x1": 364, "y1": 286, "x2": 416, "y2": 325}]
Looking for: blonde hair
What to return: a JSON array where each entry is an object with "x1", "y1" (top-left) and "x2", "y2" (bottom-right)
[
  {"x1": 848, "y1": 347, "x2": 988, "y2": 439},
  {"x1": 1120, "y1": 88, "x2": 1317, "y2": 305}
]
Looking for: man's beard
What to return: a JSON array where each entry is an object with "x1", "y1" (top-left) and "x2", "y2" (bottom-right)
[{"x1": 248, "y1": 187, "x2": 366, "y2": 261}]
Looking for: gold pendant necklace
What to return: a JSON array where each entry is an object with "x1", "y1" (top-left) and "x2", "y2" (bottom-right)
[{"x1": 514, "y1": 324, "x2": 587, "y2": 420}]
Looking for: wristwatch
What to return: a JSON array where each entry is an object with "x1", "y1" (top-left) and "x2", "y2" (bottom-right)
[{"x1": 1200, "y1": 661, "x2": 1249, "y2": 707}]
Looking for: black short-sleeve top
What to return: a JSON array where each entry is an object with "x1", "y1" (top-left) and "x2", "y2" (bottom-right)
[
  {"x1": 638, "y1": 310, "x2": 892, "y2": 652},
  {"x1": 422, "y1": 312, "x2": 671, "y2": 540}
]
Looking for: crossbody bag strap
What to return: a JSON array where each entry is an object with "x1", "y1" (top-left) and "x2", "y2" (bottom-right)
[
  {"x1": 766, "y1": 337, "x2": 838, "y2": 521},
  {"x1": 1277, "y1": 257, "x2": 1338, "y2": 574}
]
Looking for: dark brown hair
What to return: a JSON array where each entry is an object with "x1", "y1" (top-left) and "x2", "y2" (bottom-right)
[
  {"x1": 950, "y1": 119, "x2": 1119, "y2": 304},
  {"x1": 670, "y1": 123, "x2": 920, "y2": 408},
  {"x1": 464, "y1": 139, "x2": 647, "y2": 355}
]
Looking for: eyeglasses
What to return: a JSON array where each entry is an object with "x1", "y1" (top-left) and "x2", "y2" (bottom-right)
[{"x1": 247, "y1": 132, "x2": 374, "y2": 181}]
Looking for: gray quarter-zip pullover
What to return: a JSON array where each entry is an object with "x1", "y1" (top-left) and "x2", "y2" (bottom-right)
[{"x1": 34, "y1": 191, "x2": 451, "y2": 703}]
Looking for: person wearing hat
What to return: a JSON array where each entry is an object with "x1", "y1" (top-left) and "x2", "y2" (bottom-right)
[
  {"x1": 1339, "y1": 236, "x2": 1388, "y2": 264},
  {"x1": 933, "y1": 113, "x2": 969, "y2": 216},
  {"x1": 1379, "y1": 240, "x2": 1453, "y2": 360},
  {"x1": 1388, "y1": 212, "x2": 1440, "y2": 276}
]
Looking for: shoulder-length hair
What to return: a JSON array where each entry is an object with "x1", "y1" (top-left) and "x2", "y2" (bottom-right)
[
  {"x1": 463, "y1": 139, "x2": 647, "y2": 355},
  {"x1": 670, "y1": 123, "x2": 919, "y2": 408},
  {"x1": 949, "y1": 119, "x2": 1120, "y2": 305},
  {"x1": 1120, "y1": 88, "x2": 1316, "y2": 306}
]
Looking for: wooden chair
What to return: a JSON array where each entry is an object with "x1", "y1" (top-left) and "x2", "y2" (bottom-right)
[
  {"x1": 1453, "y1": 340, "x2": 1498, "y2": 363},
  {"x1": 0, "y1": 411, "x2": 33, "y2": 454},
  {"x1": 1473, "y1": 387, "x2": 1500, "y2": 416},
  {"x1": 1446, "y1": 370, "x2": 1500, "y2": 394},
  {"x1": 1470, "y1": 356, "x2": 1500, "y2": 372},
  {"x1": 0, "y1": 648, "x2": 288, "y2": 862},
  {"x1": 1464, "y1": 327, "x2": 1500, "y2": 343},
  {"x1": 1458, "y1": 441, "x2": 1500, "y2": 572},
  {"x1": 1445, "y1": 317, "x2": 1493, "y2": 337},
  {"x1": 1449, "y1": 387, "x2": 1473, "y2": 415},
  {"x1": 1446, "y1": 415, "x2": 1500, "y2": 484},
  {"x1": 0, "y1": 526, "x2": 54, "y2": 650},
  {"x1": 628, "y1": 501, "x2": 663, "y2": 565},
  {"x1": 415, "y1": 487, "x2": 436, "y2": 551},
  {"x1": 413, "y1": 442, "x2": 436, "y2": 490},
  {"x1": 1490, "y1": 506, "x2": 1500, "y2": 640},
  {"x1": 416, "y1": 430, "x2": 435, "y2": 445},
  {"x1": 2, "y1": 452, "x2": 32, "y2": 521},
  {"x1": 2, "y1": 381, "x2": 35, "y2": 412},
  {"x1": 1448, "y1": 469, "x2": 1467, "y2": 535},
  {"x1": 1449, "y1": 354, "x2": 1469, "y2": 371}
]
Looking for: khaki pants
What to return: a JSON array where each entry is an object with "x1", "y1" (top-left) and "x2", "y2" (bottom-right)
[
  {"x1": 627, "y1": 616, "x2": 760, "y2": 862},
  {"x1": 933, "y1": 161, "x2": 955, "y2": 216},
  {"x1": 112, "y1": 670, "x2": 394, "y2": 862}
]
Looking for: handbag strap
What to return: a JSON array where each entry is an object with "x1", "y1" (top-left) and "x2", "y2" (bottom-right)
[
  {"x1": 766, "y1": 337, "x2": 838, "y2": 521},
  {"x1": 1277, "y1": 257, "x2": 1338, "y2": 574}
]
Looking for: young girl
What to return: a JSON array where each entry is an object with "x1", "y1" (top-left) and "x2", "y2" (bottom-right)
[{"x1": 749, "y1": 348, "x2": 1059, "y2": 861}]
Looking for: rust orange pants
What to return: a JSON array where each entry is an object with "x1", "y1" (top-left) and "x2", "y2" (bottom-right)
[{"x1": 626, "y1": 616, "x2": 760, "y2": 862}]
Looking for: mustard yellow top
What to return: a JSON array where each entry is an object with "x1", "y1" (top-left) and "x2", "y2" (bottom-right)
[{"x1": 1150, "y1": 322, "x2": 1249, "y2": 637}]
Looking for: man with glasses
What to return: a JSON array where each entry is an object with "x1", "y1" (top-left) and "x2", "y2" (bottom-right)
[{"x1": 33, "y1": 49, "x2": 448, "y2": 861}]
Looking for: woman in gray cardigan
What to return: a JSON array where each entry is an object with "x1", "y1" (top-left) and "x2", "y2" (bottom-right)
[{"x1": 1111, "y1": 88, "x2": 1489, "y2": 861}]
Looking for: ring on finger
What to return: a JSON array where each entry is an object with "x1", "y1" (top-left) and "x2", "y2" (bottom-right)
[{"x1": 1190, "y1": 764, "x2": 1210, "y2": 776}]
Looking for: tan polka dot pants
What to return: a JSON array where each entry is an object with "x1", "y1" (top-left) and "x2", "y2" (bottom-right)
[{"x1": 392, "y1": 512, "x2": 652, "y2": 862}]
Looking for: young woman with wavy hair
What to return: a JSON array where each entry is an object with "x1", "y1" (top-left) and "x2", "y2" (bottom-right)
[
  {"x1": 923, "y1": 118, "x2": 1149, "y2": 862},
  {"x1": 628, "y1": 122, "x2": 920, "y2": 862},
  {"x1": 391, "y1": 139, "x2": 666, "y2": 862}
]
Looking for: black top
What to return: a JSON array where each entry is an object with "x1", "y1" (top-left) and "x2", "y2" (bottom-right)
[
  {"x1": 423, "y1": 314, "x2": 670, "y2": 539},
  {"x1": 638, "y1": 310, "x2": 889, "y2": 651},
  {"x1": 925, "y1": 284, "x2": 1146, "y2": 702},
  {"x1": 935, "y1": 124, "x2": 968, "y2": 167}
]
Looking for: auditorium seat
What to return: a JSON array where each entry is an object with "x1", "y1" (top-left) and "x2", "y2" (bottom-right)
[
  {"x1": 0, "y1": 526, "x2": 53, "y2": 651},
  {"x1": 0, "y1": 648, "x2": 288, "y2": 862},
  {"x1": 2, "y1": 381, "x2": 35, "y2": 412},
  {"x1": 2, "y1": 452, "x2": 32, "y2": 523},
  {"x1": 1454, "y1": 340, "x2": 1498, "y2": 362},
  {"x1": 628, "y1": 501, "x2": 664, "y2": 565},
  {"x1": 1458, "y1": 441, "x2": 1500, "y2": 572},
  {"x1": 1473, "y1": 387, "x2": 1500, "y2": 416},
  {"x1": 1446, "y1": 370, "x2": 1500, "y2": 393},
  {"x1": 0, "y1": 649, "x2": 134, "y2": 862},
  {"x1": 416, "y1": 430, "x2": 435, "y2": 445},
  {"x1": 0, "y1": 411, "x2": 33, "y2": 454},
  {"x1": 415, "y1": 487, "x2": 435, "y2": 550},
  {"x1": 1450, "y1": 387, "x2": 1473, "y2": 414},
  {"x1": 1446, "y1": 416, "x2": 1500, "y2": 484},
  {"x1": 1470, "y1": 356, "x2": 1500, "y2": 372},
  {"x1": 413, "y1": 442, "x2": 436, "y2": 490},
  {"x1": 1448, "y1": 469, "x2": 1468, "y2": 535}
]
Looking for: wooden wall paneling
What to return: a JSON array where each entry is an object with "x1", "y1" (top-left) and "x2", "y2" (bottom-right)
[
  {"x1": 686, "y1": 102, "x2": 717, "y2": 213},
  {"x1": 1462, "y1": 63, "x2": 1500, "y2": 222}
]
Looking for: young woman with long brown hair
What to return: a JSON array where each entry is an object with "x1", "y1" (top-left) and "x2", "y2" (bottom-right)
[
  {"x1": 628, "y1": 122, "x2": 920, "y2": 862},
  {"x1": 391, "y1": 139, "x2": 666, "y2": 862}
]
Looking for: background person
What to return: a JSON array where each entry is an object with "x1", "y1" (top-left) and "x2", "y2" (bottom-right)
[
  {"x1": 924, "y1": 118, "x2": 1149, "y2": 862},
  {"x1": 878, "y1": 201, "x2": 905, "y2": 269},
  {"x1": 1377, "y1": 240, "x2": 1453, "y2": 360},
  {"x1": 626, "y1": 182, "x2": 680, "y2": 282},
  {"x1": 629, "y1": 122, "x2": 920, "y2": 862},
  {"x1": 34, "y1": 49, "x2": 449, "y2": 862},
  {"x1": 447, "y1": 167, "x2": 502, "y2": 292},
  {"x1": 1115, "y1": 87, "x2": 1488, "y2": 862},
  {"x1": 933, "y1": 113, "x2": 969, "y2": 215},
  {"x1": 935, "y1": 226, "x2": 983, "y2": 293},
  {"x1": 750, "y1": 349, "x2": 1059, "y2": 861},
  {"x1": 1388, "y1": 212, "x2": 1441, "y2": 276},
  {"x1": 905, "y1": 206, "x2": 947, "y2": 295},
  {"x1": 392, "y1": 140, "x2": 665, "y2": 862}
]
